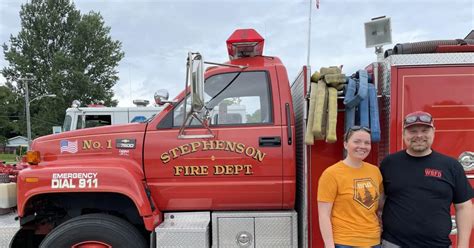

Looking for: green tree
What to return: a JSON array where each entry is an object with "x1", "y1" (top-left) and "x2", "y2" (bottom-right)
[
  {"x1": 2, "y1": 0, "x2": 124, "y2": 138},
  {"x1": 0, "y1": 86, "x2": 22, "y2": 142},
  {"x1": 246, "y1": 109, "x2": 261, "y2": 123}
]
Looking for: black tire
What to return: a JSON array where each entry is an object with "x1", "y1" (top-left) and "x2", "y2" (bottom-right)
[{"x1": 39, "y1": 213, "x2": 147, "y2": 248}]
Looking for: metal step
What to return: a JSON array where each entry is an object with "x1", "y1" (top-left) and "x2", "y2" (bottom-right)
[
  {"x1": 0, "y1": 210, "x2": 20, "y2": 248},
  {"x1": 155, "y1": 212, "x2": 210, "y2": 248}
]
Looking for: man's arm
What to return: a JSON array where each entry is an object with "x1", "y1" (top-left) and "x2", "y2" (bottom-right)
[{"x1": 454, "y1": 200, "x2": 472, "y2": 248}]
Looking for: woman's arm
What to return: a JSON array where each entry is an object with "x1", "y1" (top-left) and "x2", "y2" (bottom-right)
[
  {"x1": 377, "y1": 191, "x2": 385, "y2": 228},
  {"x1": 318, "y1": 201, "x2": 335, "y2": 248}
]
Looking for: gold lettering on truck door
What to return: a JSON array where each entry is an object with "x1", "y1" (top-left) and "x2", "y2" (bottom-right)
[
  {"x1": 83, "y1": 140, "x2": 92, "y2": 149},
  {"x1": 163, "y1": 141, "x2": 263, "y2": 177},
  {"x1": 82, "y1": 139, "x2": 112, "y2": 150}
]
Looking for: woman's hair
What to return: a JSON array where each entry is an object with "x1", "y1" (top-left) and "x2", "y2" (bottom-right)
[{"x1": 344, "y1": 126, "x2": 371, "y2": 142}]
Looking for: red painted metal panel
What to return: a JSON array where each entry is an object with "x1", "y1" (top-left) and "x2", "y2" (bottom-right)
[
  {"x1": 275, "y1": 64, "x2": 297, "y2": 209},
  {"x1": 16, "y1": 124, "x2": 161, "y2": 229},
  {"x1": 17, "y1": 158, "x2": 155, "y2": 228},
  {"x1": 392, "y1": 65, "x2": 474, "y2": 155}
]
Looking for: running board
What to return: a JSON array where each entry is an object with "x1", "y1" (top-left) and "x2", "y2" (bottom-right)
[{"x1": 155, "y1": 212, "x2": 210, "y2": 248}]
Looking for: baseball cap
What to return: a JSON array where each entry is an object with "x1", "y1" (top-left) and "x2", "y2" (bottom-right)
[{"x1": 403, "y1": 111, "x2": 434, "y2": 129}]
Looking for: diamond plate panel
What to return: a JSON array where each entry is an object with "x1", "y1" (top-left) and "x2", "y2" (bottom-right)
[
  {"x1": 255, "y1": 217, "x2": 293, "y2": 248},
  {"x1": 212, "y1": 211, "x2": 298, "y2": 248},
  {"x1": 376, "y1": 61, "x2": 392, "y2": 163},
  {"x1": 388, "y1": 53, "x2": 473, "y2": 66},
  {"x1": 290, "y1": 66, "x2": 309, "y2": 248},
  {"x1": 156, "y1": 212, "x2": 210, "y2": 248},
  {"x1": 217, "y1": 218, "x2": 254, "y2": 248},
  {"x1": 0, "y1": 211, "x2": 19, "y2": 248},
  {"x1": 156, "y1": 231, "x2": 209, "y2": 248}
]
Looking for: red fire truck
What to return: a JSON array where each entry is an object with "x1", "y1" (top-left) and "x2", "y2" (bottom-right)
[{"x1": 0, "y1": 28, "x2": 472, "y2": 247}]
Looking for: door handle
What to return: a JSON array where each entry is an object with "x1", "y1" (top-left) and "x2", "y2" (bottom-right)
[
  {"x1": 285, "y1": 103, "x2": 292, "y2": 145},
  {"x1": 259, "y1": 136, "x2": 281, "y2": 147}
]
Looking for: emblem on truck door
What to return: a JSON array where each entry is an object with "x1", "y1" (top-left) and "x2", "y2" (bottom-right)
[
  {"x1": 60, "y1": 140, "x2": 78, "y2": 154},
  {"x1": 116, "y1": 138, "x2": 136, "y2": 149}
]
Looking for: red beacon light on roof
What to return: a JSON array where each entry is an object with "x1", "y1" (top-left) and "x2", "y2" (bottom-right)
[
  {"x1": 226, "y1": 29, "x2": 264, "y2": 60},
  {"x1": 87, "y1": 100, "x2": 105, "y2": 107}
]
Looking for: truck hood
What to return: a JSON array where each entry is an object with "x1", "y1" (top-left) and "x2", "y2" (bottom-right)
[{"x1": 32, "y1": 122, "x2": 148, "y2": 163}]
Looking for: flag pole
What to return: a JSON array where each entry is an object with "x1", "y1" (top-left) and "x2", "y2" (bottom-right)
[{"x1": 306, "y1": 0, "x2": 313, "y2": 67}]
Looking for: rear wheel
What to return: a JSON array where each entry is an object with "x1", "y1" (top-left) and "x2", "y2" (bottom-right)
[{"x1": 39, "y1": 213, "x2": 147, "y2": 248}]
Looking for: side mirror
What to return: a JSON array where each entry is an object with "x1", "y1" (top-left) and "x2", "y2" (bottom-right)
[
  {"x1": 154, "y1": 89, "x2": 170, "y2": 106},
  {"x1": 188, "y1": 52, "x2": 205, "y2": 112},
  {"x1": 178, "y1": 52, "x2": 214, "y2": 139}
]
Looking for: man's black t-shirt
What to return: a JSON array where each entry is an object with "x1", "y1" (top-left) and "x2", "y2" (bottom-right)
[{"x1": 380, "y1": 150, "x2": 473, "y2": 248}]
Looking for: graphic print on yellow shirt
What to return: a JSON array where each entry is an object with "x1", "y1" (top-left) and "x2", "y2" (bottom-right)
[{"x1": 354, "y1": 178, "x2": 379, "y2": 210}]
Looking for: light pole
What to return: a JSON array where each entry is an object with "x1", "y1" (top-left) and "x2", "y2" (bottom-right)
[
  {"x1": 18, "y1": 73, "x2": 36, "y2": 149},
  {"x1": 18, "y1": 74, "x2": 56, "y2": 149}
]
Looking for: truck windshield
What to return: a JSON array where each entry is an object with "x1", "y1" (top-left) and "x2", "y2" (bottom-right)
[
  {"x1": 77, "y1": 115, "x2": 112, "y2": 129},
  {"x1": 62, "y1": 115, "x2": 72, "y2": 132}
]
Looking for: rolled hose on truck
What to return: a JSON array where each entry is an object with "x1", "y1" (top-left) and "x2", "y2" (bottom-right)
[
  {"x1": 384, "y1": 39, "x2": 474, "y2": 57},
  {"x1": 305, "y1": 67, "x2": 346, "y2": 145},
  {"x1": 344, "y1": 70, "x2": 381, "y2": 142},
  {"x1": 304, "y1": 68, "x2": 380, "y2": 145}
]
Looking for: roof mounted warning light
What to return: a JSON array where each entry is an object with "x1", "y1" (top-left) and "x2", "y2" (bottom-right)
[{"x1": 226, "y1": 29, "x2": 264, "y2": 60}]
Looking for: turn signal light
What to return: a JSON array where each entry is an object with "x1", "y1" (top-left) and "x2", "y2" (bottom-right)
[
  {"x1": 25, "y1": 177, "x2": 39, "y2": 183},
  {"x1": 26, "y1": 151, "x2": 41, "y2": 165}
]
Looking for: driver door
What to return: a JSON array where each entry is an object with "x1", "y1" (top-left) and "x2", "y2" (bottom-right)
[{"x1": 143, "y1": 70, "x2": 284, "y2": 211}]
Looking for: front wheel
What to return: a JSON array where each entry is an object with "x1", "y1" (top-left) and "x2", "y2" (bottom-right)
[{"x1": 39, "y1": 213, "x2": 147, "y2": 248}]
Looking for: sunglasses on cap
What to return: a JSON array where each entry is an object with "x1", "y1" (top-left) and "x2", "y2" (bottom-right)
[
  {"x1": 404, "y1": 113, "x2": 433, "y2": 127},
  {"x1": 348, "y1": 126, "x2": 371, "y2": 133},
  {"x1": 344, "y1": 126, "x2": 371, "y2": 141}
]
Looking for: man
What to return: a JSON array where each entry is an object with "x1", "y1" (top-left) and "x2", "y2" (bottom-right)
[{"x1": 380, "y1": 111, "x2": 473, "y2": 248}]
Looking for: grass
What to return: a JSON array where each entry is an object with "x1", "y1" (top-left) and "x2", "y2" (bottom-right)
[{"x1": 0, "y1": 153, "x2": 18, "y2": 164}]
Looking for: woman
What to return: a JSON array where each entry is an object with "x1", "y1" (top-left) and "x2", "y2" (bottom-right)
[{"x1": 318, "y1": 126, "x2": 383, "y2": 248}]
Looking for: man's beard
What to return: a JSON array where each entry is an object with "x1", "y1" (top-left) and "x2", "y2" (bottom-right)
[{"x1": 409, "y1": 140, "x2": 429, "y2": 152}]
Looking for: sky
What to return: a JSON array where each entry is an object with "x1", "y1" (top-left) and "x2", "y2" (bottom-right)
[{"x1": 0, "y1": 0, "x2": 472, "y2": 107}]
